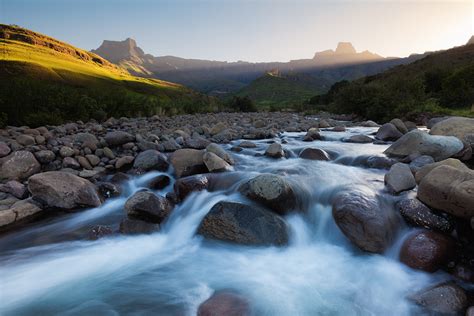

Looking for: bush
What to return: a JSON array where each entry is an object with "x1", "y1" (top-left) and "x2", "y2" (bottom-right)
[
  {"x1": 228, "y1": 96, "x2": 258, "y2": 112},
  {"x1": 0, "y1": 112, "x2": 7, "y2": 128}
]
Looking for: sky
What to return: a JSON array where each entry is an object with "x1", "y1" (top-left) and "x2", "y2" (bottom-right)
[{"x1": 1, "y1": 0, "x2": 473, "y2": 62}]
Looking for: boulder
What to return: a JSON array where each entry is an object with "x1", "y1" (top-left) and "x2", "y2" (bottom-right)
[
  {"x1": 16, "y1": 134, "x2": 35, "y2": 146},
  {"x1": 389, "y1": 118, "x2": 408, "y2": 134},
  {"x1": 418, "y1": 165, "x2": 474, "y2": 218},
  {"x1": 0, "y1": 180, "x2": 28, "y2": 199},
  {"x1": 206, "y1": 143, "x2": 234, "y2": 165},
  {"x1": 397, "y1": 199, "x2": 452, "y2": 233},
  {"x1": 119, "y1": 218, "x2": 160, "y2": 235},
  {"x1": 170, "y1": 149, "x2": 207, "y2": 177},
  {"x1": 203, "y1": 152, "x2": 231, "y2": 172},
  {"x1": 62, "y1": 157, "x2": 80, "y2": 169},
  {"x1": 148, "y1": 175, "x2": 171, "y2": 190},
  {"x1": 409, "y1": 155, "x2": 434, "y2": 173},
  {"x1": 299, "y1": 148, "x2": 330, "y2": 161},
  {"x1": 332, "y1": 187, "x2": 399, "y2": 253},
  {"x1": 174, "y1": 175, "x2": 209, "y2": 201},
  {"x1": 28, "y1": 171, "x2": 102, "y2": 210},
  {"x1": 197, "y1": 201, "x2": 288, "y2": 246},
  {"x1": 265, "y1": 143, "x2": 284, "y2": 158},
  {"x1": 409, "y1": 283, "x2": 467, "y2": 315},
  {"x1": 415, "y1": 158, "x2": 469, "y2": 183},
  {"x1": 34, "y1": 150, "x2": 56, "y2": 164},
  {"x1": 104, "y1": 131, "x2": 135, "y2": 146},
  {"x1": 342, "y1": 135, "x2": 373, "y2": 143},
  {"x1": 59, "y1": 146, "x2": 75, "y2": 157},
  {"x1": 399, "y1": 230, "x2": 454, "y2": 272},
  {"x1": 197, "y1": 291, "x2": 250, "y2": 316},
  {"x1": 239, "y1": 174, "x2": 297, "y2": 215},
  {"x1": 0, "y1": 151, "x2": 41, "y2": 181},
  {"x1": 133, "y1": 149, "x2": 168, "y2": 172},
  {"x1": 0, "y1": 142, "x2": 11, "y2": 158},
  {"x1": 239, "y1": 141, "x2": 257, "y2": 148},
  {"x1": 303, "y1": 128, "x2": 321, "y2": 141},
  {"x1": 375, "y1": 123, "x2": 403, "y2": 141},
  {"x1": 88, "y1": 225, "x2": 113, "y2": 240},
  {"x1": 0, "y1": 199, "x2": 42, "y2": 228},
  {"x1": 115, "y1": 156, "x2": 135, "y2": 170},
  {"x1": 384, "y1": 163, "x2": 416, "y2": 194},
  {"x1": 384, "y1": 130, "x2": 464, "y2": 161},
  {"x1": 124, "y1": 191, "x2": 172, "y2": 223},
  {"x1": 430, "y1": 116, "x2": 474, "y2": 142}
]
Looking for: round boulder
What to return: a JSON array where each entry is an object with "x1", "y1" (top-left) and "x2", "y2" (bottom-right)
[
  {"x1": 170, "y1": 149, "x2": 207, "y2": 177},
  {"x1": 397, "y1": 198, "x2": 452, "y2": 233},
  {"x1": 265, "y1": 143, "x2": 284, "y2": 158},
  {"x1": 409, "y1": 282, "x2": 467, "y2": 315},
  {"x1": 124, "y1": 191, "x2": 172, "y2": 223},
  {"x1": 384, "y1": 163, "x2": 416, "y2": 194},
  {"x1": 133, "y1": 149, "x2": 168, "y2": 172},
  {"x1": 0, "y1": 151, "x2": 41, "y2": 181},
  {"x1": 375, "y1": 123, "x2": 403, "y2": 141},
  {"x1": 105, "y1": 131, "x2": 135, "y2": 147},
  {"x1": 299, "y1": 148, "x2": 330, "y2": 161}
]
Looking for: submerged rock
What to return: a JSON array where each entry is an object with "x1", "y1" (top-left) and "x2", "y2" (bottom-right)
[
  {"x1": 124, "y1": 191, "x2": 172, "y2": 223},
  {"x1": 119, "y1": 218, "x2": 160, "y2": 235},
  {"x1": 397, "y1": 198, "x2": 452, "y2": 233},
  {"x1": 174, "y1": 174, "x2": 209, "y2": 201},
  {"x1": 342, "y1": 134, "x2": 373, "y2": 143},
  {"x1": 198, "y1": 201, "x2": 288, "y2": 246},
  {"x1": 88, "y1": 225, "x2": 113, "y2": 240},
  {"x1": 409, "y1": 282, "x2": 468, "y2": 315},
  {"x1": 299, "y1": 148, "x2": 330, "y2": 161},
  {"x1": 265, "y1": 143, "x2": 284, "y2": 158},
  {"x1": 198, "y1": 290, "x2": 251, "y2": 316}
]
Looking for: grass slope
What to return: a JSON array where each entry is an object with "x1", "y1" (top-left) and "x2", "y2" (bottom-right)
[
  {"x1": 234, "y1": 72, "x2": 331, "y2": 110},
  {"x1": 0, "y1": 24, "x2": 216, "y2": 126}
]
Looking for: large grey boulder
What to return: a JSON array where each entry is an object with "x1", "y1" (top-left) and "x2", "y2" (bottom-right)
[
  {"x1": 375, "y1": 123, "x2": 403, "y2": 141},
  {"x1": 418, "y1": 165, "x2": 474, "y2": 218},
  {"x1": 265, "y1": 143, "x2": 284, "y2": 158},
  {"x1": 409, "y1": 283, "x2": 468, "y2": 315},
  {"x1": 133, "y1": 149, "x2": 168, "y2": 172},
  {"x1": 124, "y1": 191, "x2": 172, "y2": 223},
  {"x1": 206, "y1": 143, "x2": 234, "y2": 165},
  {"x1": 415, "y1": 158, "x2": 469, "y2": 183},
  {"x1": 239, "y1": 174, "x2": 297, "y2": 215},
  {"x1": 0, "y1": 151, "x2": 41, "y2": 181},
  {"x1": 0, "y1": 199, "x2": 42, "y2": 229},
  {"x1": 332, "y1": 187, "x2": 399, "y2": 253},
  {"x1": 28, "y1": 171, "x2": 102, "y2": 210},
  {"x1": 429, "y1": 116, "x2": 474, "y2": 142},
  {"x1": 384, "y1": 130, "x2": 463, "y2": 161},
  {"x1": 104, "y1": 131, "x2": 135, "y2": 146},
  {"x1": 170, "y1": 149, "x2": 207, "y2": 177},
  {"x1": 384, "y1": 163, "x2": 416, "y2": 194},
  {"x1": 203, "y1": 152, "x2": 231, "y2": 172},
  {"x1": 197, "y1": 201, "x2": 289, "y2": 246}
]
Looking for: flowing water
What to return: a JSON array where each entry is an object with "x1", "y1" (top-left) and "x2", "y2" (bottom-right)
[{"x1": 0, "y1": 127, "x2": 445, "y2": 315}]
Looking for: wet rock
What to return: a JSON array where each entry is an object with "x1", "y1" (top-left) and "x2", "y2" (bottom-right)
[
  {"x1": 0, "y1": 198, "x2": 42, "y2": 228},
  {"x1": 0, "y1": 180, "x2": 28, "y2": 199},
  {"x1": 0, "y1": 142, "x2": 11, "y2": 158},
  {"x1": 28, "y1": 171, "x2": 102, "y2": 210},
  {"x1": 409, "y1": 282, "x2": 467, "y2": 314},
  {"x1": 299, "y1": 148, "x2": 330, "y2": 161},
  {"x1": 384, "y1": 163, "x2": 416, "y2": 194},
  {"x1": 119, "y1": 218, "x2": 160, "y2": 235},
  {"x1": 170, "y1": 149, "x2": 207, "y2": 177},
  {"x1": 389, "y1": 118, "x2": 408, "y2": 134},
  {"x1": 203, "y1": 152, "x2": 231, "y2": 172},
  {"x1": 375, "y1": 123, "x2": 403, "y2": 141},
  {"x1": 197, "y1": 201, "x2": 288, "y2": 246},
  {"x1": 174, "y1": 174, "x2": 209, "y2": 201},
  {"x1": 265, "y1": 143, "x2": 284, "y2": 158},
  {"x1": 206, "y1": 143, "x2": 234, "y2": 165},
  {"x1": 34, "y1": 150, "x2": 56, "y2": 164},
  {"x1": 400, "y1": 230, "x2": 455, "y2": 272},
  {"x1": 124, "y1": 191, "x2": 172, "y2": 223},
  {"x1": 115, "y1": 156, "x2": 135, "y2": 170},
  {"x1": 303, "y1": 128, "x2": 322, "y2": 141},
  {"x1": 88, "y1": 225, "x2": 113, "y2": 240},
  {"x1": 0, "y1": 151, "x2": 41, "y2": 181},
  {"x1": 397, "y1": 199, "x2": 452, "y2": 233},
  {"x1": 16, "y1": 134, "x2": 35, "y2": 146},
  {"x1": 332, "y1": 187, "x2": 399, "y2": 253},
  {"x1": 133, "y1": 149, "x2": 168, "y2": 172},
  {"x1": 104, "y1": 131, "x2": 135, "y2": 146},
  {"x1": 197, "y1": 290, "x2": 250, "y2": 316},
  {"x1": 239, "y1": 141, "x2": 257, "y2": 148},
  {"x1": 430, "y1": 117, "x2": 474, "y2": 142},
  {"x1": 342, "y1": 135, "x2": 373, "y2": 143},
  {"x1": 415, "y1": 158, "x2": 469, "y2": 183},
  {"x1": 148, "y1": 175, "x2": 171, "y2": 190},
  {"x1": 409, "y1": 155, "x2": 435, "y2": 173},
  {"x1": 239, "y1": 174, "x2": 297, "y2": 215},
  {"x1": 418, "y1": 165, "x2": 474, "y2": 218},
  {"x1": 96, "y1": 182, "x2": 121, "y2": 199},
  {"x1": 384, "y1": 130, "x2": 464, "y2": 162}
]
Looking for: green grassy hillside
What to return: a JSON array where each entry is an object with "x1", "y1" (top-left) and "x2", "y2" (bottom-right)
[
  {"x1": 309, "y1": 42, "x2": 474, "y2": 121},
  {"x1": 0, "y1": 24, "x2": 217, "y2": 126},
  {"x1": 234, "y1": 72, "x2": 331, "y2": 110}
]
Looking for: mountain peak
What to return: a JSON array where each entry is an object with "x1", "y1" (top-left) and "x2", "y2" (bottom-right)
[
  {"x1": 335, "y1": 42, "x2": 356, "y2": 54},
  {"x1": 467, "y1": 35, "x2": 474, "y2": 46},
  {"x1": 92, "y1": 38, "x2": 145, "y2": 64}
]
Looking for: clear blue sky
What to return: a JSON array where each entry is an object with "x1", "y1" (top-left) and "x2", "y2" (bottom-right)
[{"x1": 1, "y1": 0, "x2": 472, "y2": 62}]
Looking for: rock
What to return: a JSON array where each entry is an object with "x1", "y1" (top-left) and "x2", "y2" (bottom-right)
[
  {"x1": 404, "y1": 121, "x2": 417, "y2": 131},
  {"x1": 399, "y1": 230, "x2": 454, "y2": 272},
  {"x1": 427, "y1": 116, "x2": 450, "y2": 129},
  {"x1": 104, "y1": 131, "x2": 135, "y2": 146},
  {"x1": 203, "y1": 152, "x2": 231, "y2": 172},
  {"x1": 409, "y1": 155, "x2": 435, "y2": 173},
  {"x1": 59, "y1": 146, "x2": 75, "y2": 157},
  {"x1": 85, "y1": 154, "x2": 100, "y2": 166},
  {"x1": 210, "y1": 122, "x2": 227, "y2": 135},
  {"x1": 415, "y1": 158, "x2": 469, "y2": 183},
  {"x1": 16, "y1": 134, "x2": 35, "y2": 146},
  {"x1": 397, "y1": 199, "x2": 452, "y2": 233},
  {"x1": 124, "y1": 191, "x2": 172, "y2": 223},
  {"x1": 197, "y1": 201, "x2": 288, "y2": 246},
  {"x1": 170, "y1": 149, "x2": 207, "y2": 177},
  {"x1": 303, "y1": 128, "x2": 322, "y2": 141},
  {"x1": 34, "y1": 150, "x2": 56, "y2": 164},
  {"x1": 119, "y1": 218, "x2": 160, "y2": 235},
  {"x1": 133, "y1": 149, "x2": 168, "y2": 172},
  {"x1": 148, "y1": 175, "x2": 171, "y2": 190},
  {"x1": 77, "y1": 156, "x2": 93, "y2": 170},
  {"x1": 384, "y1": 130, "x2": 464, "y2": 161},
  {"x1": 375, "y1": 123, "x2": 403, "y2": 141},
  {"x1": 206, "y1": 143, "x2": 234, "y2": 165},
  {"x1": 0, "y1": 151, "x2": 41, "y2": 181},
  {"x1": 185, "y1": 137, "x2": 210, "y2": 150},
  {"x1": 28, "y1": 171, "x2": 102, "y2": 210},
  {"x1": 0, "y1": 142, "x2": 11, "y2": 157},
  {"x1": 332, "y1": 187, "x2": 399, "y2": 253},
  {"x1": 174, "y1": 175, "x2": 209, "y2": 201},
  {"x1": 115, "y1": 156, "x2": 134, "y2": 170},
  {"x1": 79, "y1": 169, "x2": 101, "y2": 179},
  {"x1": 197, "y1": 291, "x2": 250, "y2": 316},
  {"x1": 162, "y1": 139, "x2": 181, "y2": 152},
  {"x1": 0, "y1": 180, "x2": 28, "y2": 199},
  {"x1": 265, "y1": 143, "x2": 284, "y2": 158},
  {"x1": 409, "y1": 282, "x2": 467, "y2": 314},
  {"x1": 418, "y1": 165, "x2": 474, "y2": 218},
  {"x1": 384, "y1": 163, "x2": 416, "y2": 194},
  {"x1": 74, "y1": 133, "x2": 98, "y2": 147},
  {"x1": 62, "y1": 157, "x2": 80, "y2": 169},
  {"x1": 96, "y1": 182, "x2": 121, "y2": 199},
  {"x1": 239, "y1": 174, "x2": 297, "y2": 215},
  {"x1": 389, "y1": 118, "x2": 408, "y2": 134},
  {"x1": 342, "y1": 134, "x2": 373, "y2": 143},
  {"x1": 239, "y1": 141, "x2": 257, "y2": 148},
  {"x1": 0, "y1": 199, "x2": 42, "y2": 228},
  {"x1": 88, "y1": 225, "x2": 113, "y2": 240},
  {"x1": 102, "y1": 147, "x2": 115, "y2": 159},
  {"x1": 360, "y1": 120, "x2": 380, "y2": 127},
  {"x1": 318, "y1": 119, "x2": 330, "y2": 128},
  {"x1": 430, "y1": 116, "x2": 474, "y2": 142},
  {"x1": 299, "y1": 148, "x2": 330, "y2": 161}
]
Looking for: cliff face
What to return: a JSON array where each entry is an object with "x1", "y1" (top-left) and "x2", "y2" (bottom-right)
[{"x1": 312, "y1": 42, "x2": 382, "y2": 65}]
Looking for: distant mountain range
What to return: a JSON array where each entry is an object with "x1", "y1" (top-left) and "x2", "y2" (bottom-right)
[{"x1": 92, "y1": 39, "x2": 426, "y2": 95}]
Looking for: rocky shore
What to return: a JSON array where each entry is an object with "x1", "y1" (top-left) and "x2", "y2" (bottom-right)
[{"x1": 1, "y1": 112, "x2": 474, "y2": 315}]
